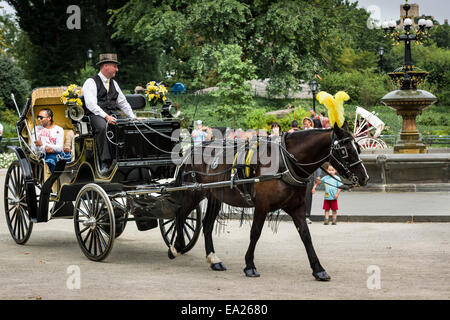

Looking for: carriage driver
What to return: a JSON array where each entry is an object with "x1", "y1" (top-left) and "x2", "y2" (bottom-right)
[{"x1": 82, "y1": 53, "x2": 136, "y2": 175}]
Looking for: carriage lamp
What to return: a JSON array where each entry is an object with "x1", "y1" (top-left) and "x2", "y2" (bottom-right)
[
  {"x1": 381, "y1": 0, "x2": 433, "y2": 90},
  {"x1": 309, "y1": 79, "x2": 318, "y2": 112},
  {"x1": 87, "y1": 49, "x2": 93, "y2": 60}
]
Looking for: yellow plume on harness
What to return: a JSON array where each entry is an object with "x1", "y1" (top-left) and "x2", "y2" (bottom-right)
[{"x1": 316, "y1": 91, "x2": 350, "y2": 128}]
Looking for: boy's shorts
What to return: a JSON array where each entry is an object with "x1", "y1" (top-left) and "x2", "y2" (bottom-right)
[{"x1": 323, "y1": 199, "x2": 338, "y2": 211}]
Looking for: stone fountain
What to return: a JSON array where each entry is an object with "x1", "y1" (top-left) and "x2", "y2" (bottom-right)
[{"x1": 380, "y1": 0, "x2": 437, "y2": 154}]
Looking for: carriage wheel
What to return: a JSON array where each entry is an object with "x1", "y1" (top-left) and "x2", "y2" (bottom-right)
[
  {"x1": 159, "y1": 205, "x2": 202, "y2": 254},
  {"x1": 357, "y1": 137, "x2": 388, "y2": 150},
  {"x1": 3, "y1": 161, "x2": 34, "y2": 244},
  {"x1": 110, "y1": 196, "x2": 128, "y2": 238},
  {"x1": 74, "y1": 184, "x2": 115, "y2": 261}
]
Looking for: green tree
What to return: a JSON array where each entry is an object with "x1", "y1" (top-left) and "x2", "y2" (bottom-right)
[
  {"x1": 430, "y1": 23, "x2": 450, "y2": 49},
  {"x1": 7, "y1": 0, "x2": 157, "y2": 89},
  {"x1": 337, "y1": 48, "x2": 378, "y2": 72},
  {"x1": 211, "y1": 44, "x2": 256, "y2": 128},
  {"x1": 0, "y1": 54, "x2": 30, "y2": 110},
  {"x1": 110, "y1": 0, "x2": 386, "y2": 93}
]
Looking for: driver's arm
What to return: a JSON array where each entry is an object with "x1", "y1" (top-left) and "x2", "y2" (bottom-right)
[{"x1": 114, "y1": 81, "x2": 136, "y2": 119}]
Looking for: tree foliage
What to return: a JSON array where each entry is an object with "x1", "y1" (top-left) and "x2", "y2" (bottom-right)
[
  {"x1": 0, "y1": 54, "x2": 30, "y2": 110},
  {"x1": 110, "y1": 0, "x2": 384, "y2": 92},
  {"x1": 210, "y1": 44, "x2": 256, "y2": 128},
  {"x1": 6, "y1": 0, "x2": 158, "y2": 89}
]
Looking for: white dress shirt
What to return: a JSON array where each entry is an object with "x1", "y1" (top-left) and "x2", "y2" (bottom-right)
[{"x1": 82, "y1": 72, "x2": 135, "y2": 119}]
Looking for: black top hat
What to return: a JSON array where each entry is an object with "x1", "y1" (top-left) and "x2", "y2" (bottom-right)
[{"x1": 97, "y1": 53, "x2": 120, "y2": 65}]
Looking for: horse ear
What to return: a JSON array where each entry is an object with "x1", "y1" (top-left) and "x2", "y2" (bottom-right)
[
  {"x1": 341, "y1": 120, "x2": 350, "y2": 132},
  {"x1": 333, "y1": 122, "x2": 347, "y2": 139}
]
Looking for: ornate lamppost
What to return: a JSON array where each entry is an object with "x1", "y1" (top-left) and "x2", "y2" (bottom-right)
[
  {"x1": 87, "y1": 48, "x2": 93, "y2": 60},
  {"x1": 378, "y1": 46, "x2": 384, "y2": 72},
  {"x1": 309, "y1": 79, "x2": 318, "y2": 112},
  {"x1": 380, "y1": 0, "x2": 437, "y2": 154}
]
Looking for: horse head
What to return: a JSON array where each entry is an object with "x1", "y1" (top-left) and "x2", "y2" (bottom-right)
[{"x1": 329, "y1": 122, "x2": 369, "y2": 187}]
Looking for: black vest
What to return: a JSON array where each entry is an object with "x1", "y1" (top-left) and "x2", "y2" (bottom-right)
[{"x1": 89, "y1": 74, "x2": 119, "y2": 115}]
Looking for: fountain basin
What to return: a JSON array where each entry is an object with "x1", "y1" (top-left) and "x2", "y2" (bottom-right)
[{"x1": 381, "y1": 89, "x2": 437, "y2": 154}]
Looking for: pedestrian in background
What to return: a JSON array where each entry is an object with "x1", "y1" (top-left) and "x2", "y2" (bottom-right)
[
  {"x1": 270, "y1": 122, "x2": 282, "y2": 137},
  {"x1": 288, "y1": 120, "x2": 300, "y2": 133},
  {"x1": 312, "y1": 163, "x2": 343, "y2": 225},
  {"x1": 192, "y1": 120, "x2": 212, "y2": 146},
  {"x1": 302, "y1": 117, "x2": 314, "y2": 130},
  {"x1": 302, "y1": 117, "x2": 315, "y2": 223}
]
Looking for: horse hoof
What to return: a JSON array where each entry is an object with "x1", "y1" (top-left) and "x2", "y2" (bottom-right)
[
  {"x1": 244, "y1": 267, "x2": 260, "y2": 277},
  {"x1": 313, "y1": 271, "x2": 331, "y2": 281},
  {"x1": 210, "y1": 262, "x2": 227, "y2": 271},
  {"x1": 168, "y1": 249, "x2": 176, "y2": 260}
]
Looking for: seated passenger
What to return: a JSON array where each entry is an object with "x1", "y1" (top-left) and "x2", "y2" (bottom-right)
[{"x1": 31, "y1": 108, "x2": 65, "y2": 172}]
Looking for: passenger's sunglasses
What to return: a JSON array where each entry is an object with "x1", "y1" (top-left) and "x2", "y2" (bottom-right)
[{"x1": 37, "y1": 116, "x2": 48, "y2": 120}]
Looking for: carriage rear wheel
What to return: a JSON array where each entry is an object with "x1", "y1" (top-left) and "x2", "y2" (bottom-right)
[
  {"x1": 159, "y1": 205, "x2": 202, "y2": 254},
  {"x1": 74, "y1": 184, "x2": 115, "y2": 261},
  {"x1": 4, "y1": 161, "x2": 34, "y2": 244}
]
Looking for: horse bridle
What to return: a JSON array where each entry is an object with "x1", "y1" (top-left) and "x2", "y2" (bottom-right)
[
  {"x1": 329, "y1": 134, "x2": 363, "y2": 186},
  {"x1": 279, "y1": 132, "x2": 363, "y2": 188}
]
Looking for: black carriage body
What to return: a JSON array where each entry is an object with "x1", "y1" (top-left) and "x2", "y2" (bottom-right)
[{"x1": 115, "y1": 119, "x2": 180, "y2": 166}]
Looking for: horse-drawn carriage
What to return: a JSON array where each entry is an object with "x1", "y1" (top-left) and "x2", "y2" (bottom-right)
[
  {"x1": 353, "y1": 106, "x2": 388, "y2": 150},
  {"x1": 4, "y1": 87, "x2": 369, "y2": 280},
  {"x1": 4, "y1": 87, "x2": 201, "y2": 261}
]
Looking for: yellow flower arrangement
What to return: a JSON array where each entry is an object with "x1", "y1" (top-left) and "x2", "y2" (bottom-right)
[
  {"x1": 61, "y1": 84, "x2": 83, "y2": 106},
  {"x1": 145, "y1": 81, "x2": 168, "y2": 105}
]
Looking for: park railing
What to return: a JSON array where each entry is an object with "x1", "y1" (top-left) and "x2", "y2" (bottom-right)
[{"x1": 380, "y1": 135, "x2": 450, "y2": 147}]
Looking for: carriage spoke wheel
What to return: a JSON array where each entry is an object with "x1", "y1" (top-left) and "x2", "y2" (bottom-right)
[
  {"x1": 159, "y1": 205, "x2": 202, "y2": 254},
  {"x1": 74, "y1": 184, "x2": 115, "y2": 261},
  {"x1": 4, "y1": 161, "x2": 33, "y2": 244},
  {"x1": 357, "y1": 137, "x2": 387, "y2": 150}
]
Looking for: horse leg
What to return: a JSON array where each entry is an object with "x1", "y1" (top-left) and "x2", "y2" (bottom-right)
[
  {"x1": 168, "y1": 193, "x2": 196, "y2": 259},
  {"x1": 203, "y1": 195, "x2": 226, "y2": 271},
  {"x1": 243, "y1": 205, "x2": 267, "y2": 277},
  {"x1": 286, "y1": 205, "x2": 331, "y2": 281}
]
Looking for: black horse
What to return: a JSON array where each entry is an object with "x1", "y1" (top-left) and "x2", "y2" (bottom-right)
[{"x1": 169, "y1": 123, "x2": 369, "y2": 280}]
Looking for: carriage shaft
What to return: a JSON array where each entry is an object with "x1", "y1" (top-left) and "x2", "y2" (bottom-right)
[{"x1": 120, "y1": 174, "x2": 281, "y2": 197}]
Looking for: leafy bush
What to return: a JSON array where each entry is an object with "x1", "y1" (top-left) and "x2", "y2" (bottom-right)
[
  {"x1": 0, "y1": 152, "x2": 16, "y2": 169},
  {"x1": 243, "y1": 106, "x2": 309, "y2": 132},
  {"x1": 0, "y1": 97, "x2": 19, "y2": 138},
  {"x1": 319, "y1": 70, "x2": 390, "y2": 108}
]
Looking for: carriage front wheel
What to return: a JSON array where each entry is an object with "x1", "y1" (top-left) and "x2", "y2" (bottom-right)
[
  {"x1": 4, "y1": 160, "x2": 34, "y2": 244},
  {"x1": 159, "y1": 205, "x2": 202, "y2": 254},
  {"x1": 74, "y1": 183, "x2": 115, "y2": 261}
]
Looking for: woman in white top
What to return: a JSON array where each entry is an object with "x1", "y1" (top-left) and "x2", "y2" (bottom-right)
[{"x1": 31, "y1": 108, "x2": 64, "y2": 172}]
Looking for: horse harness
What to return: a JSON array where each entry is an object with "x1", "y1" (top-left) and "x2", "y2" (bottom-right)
[{"x1": 181, "y1": 131, "x2": 362, "y2": 205}]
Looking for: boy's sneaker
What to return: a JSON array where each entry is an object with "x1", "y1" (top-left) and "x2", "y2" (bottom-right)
[
  {"x1": 323, "y1": 219, "x2": 329, "y2": 225},
  {"x1": 306, "y1": 218, "x2": 312, "y2": 224}
]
